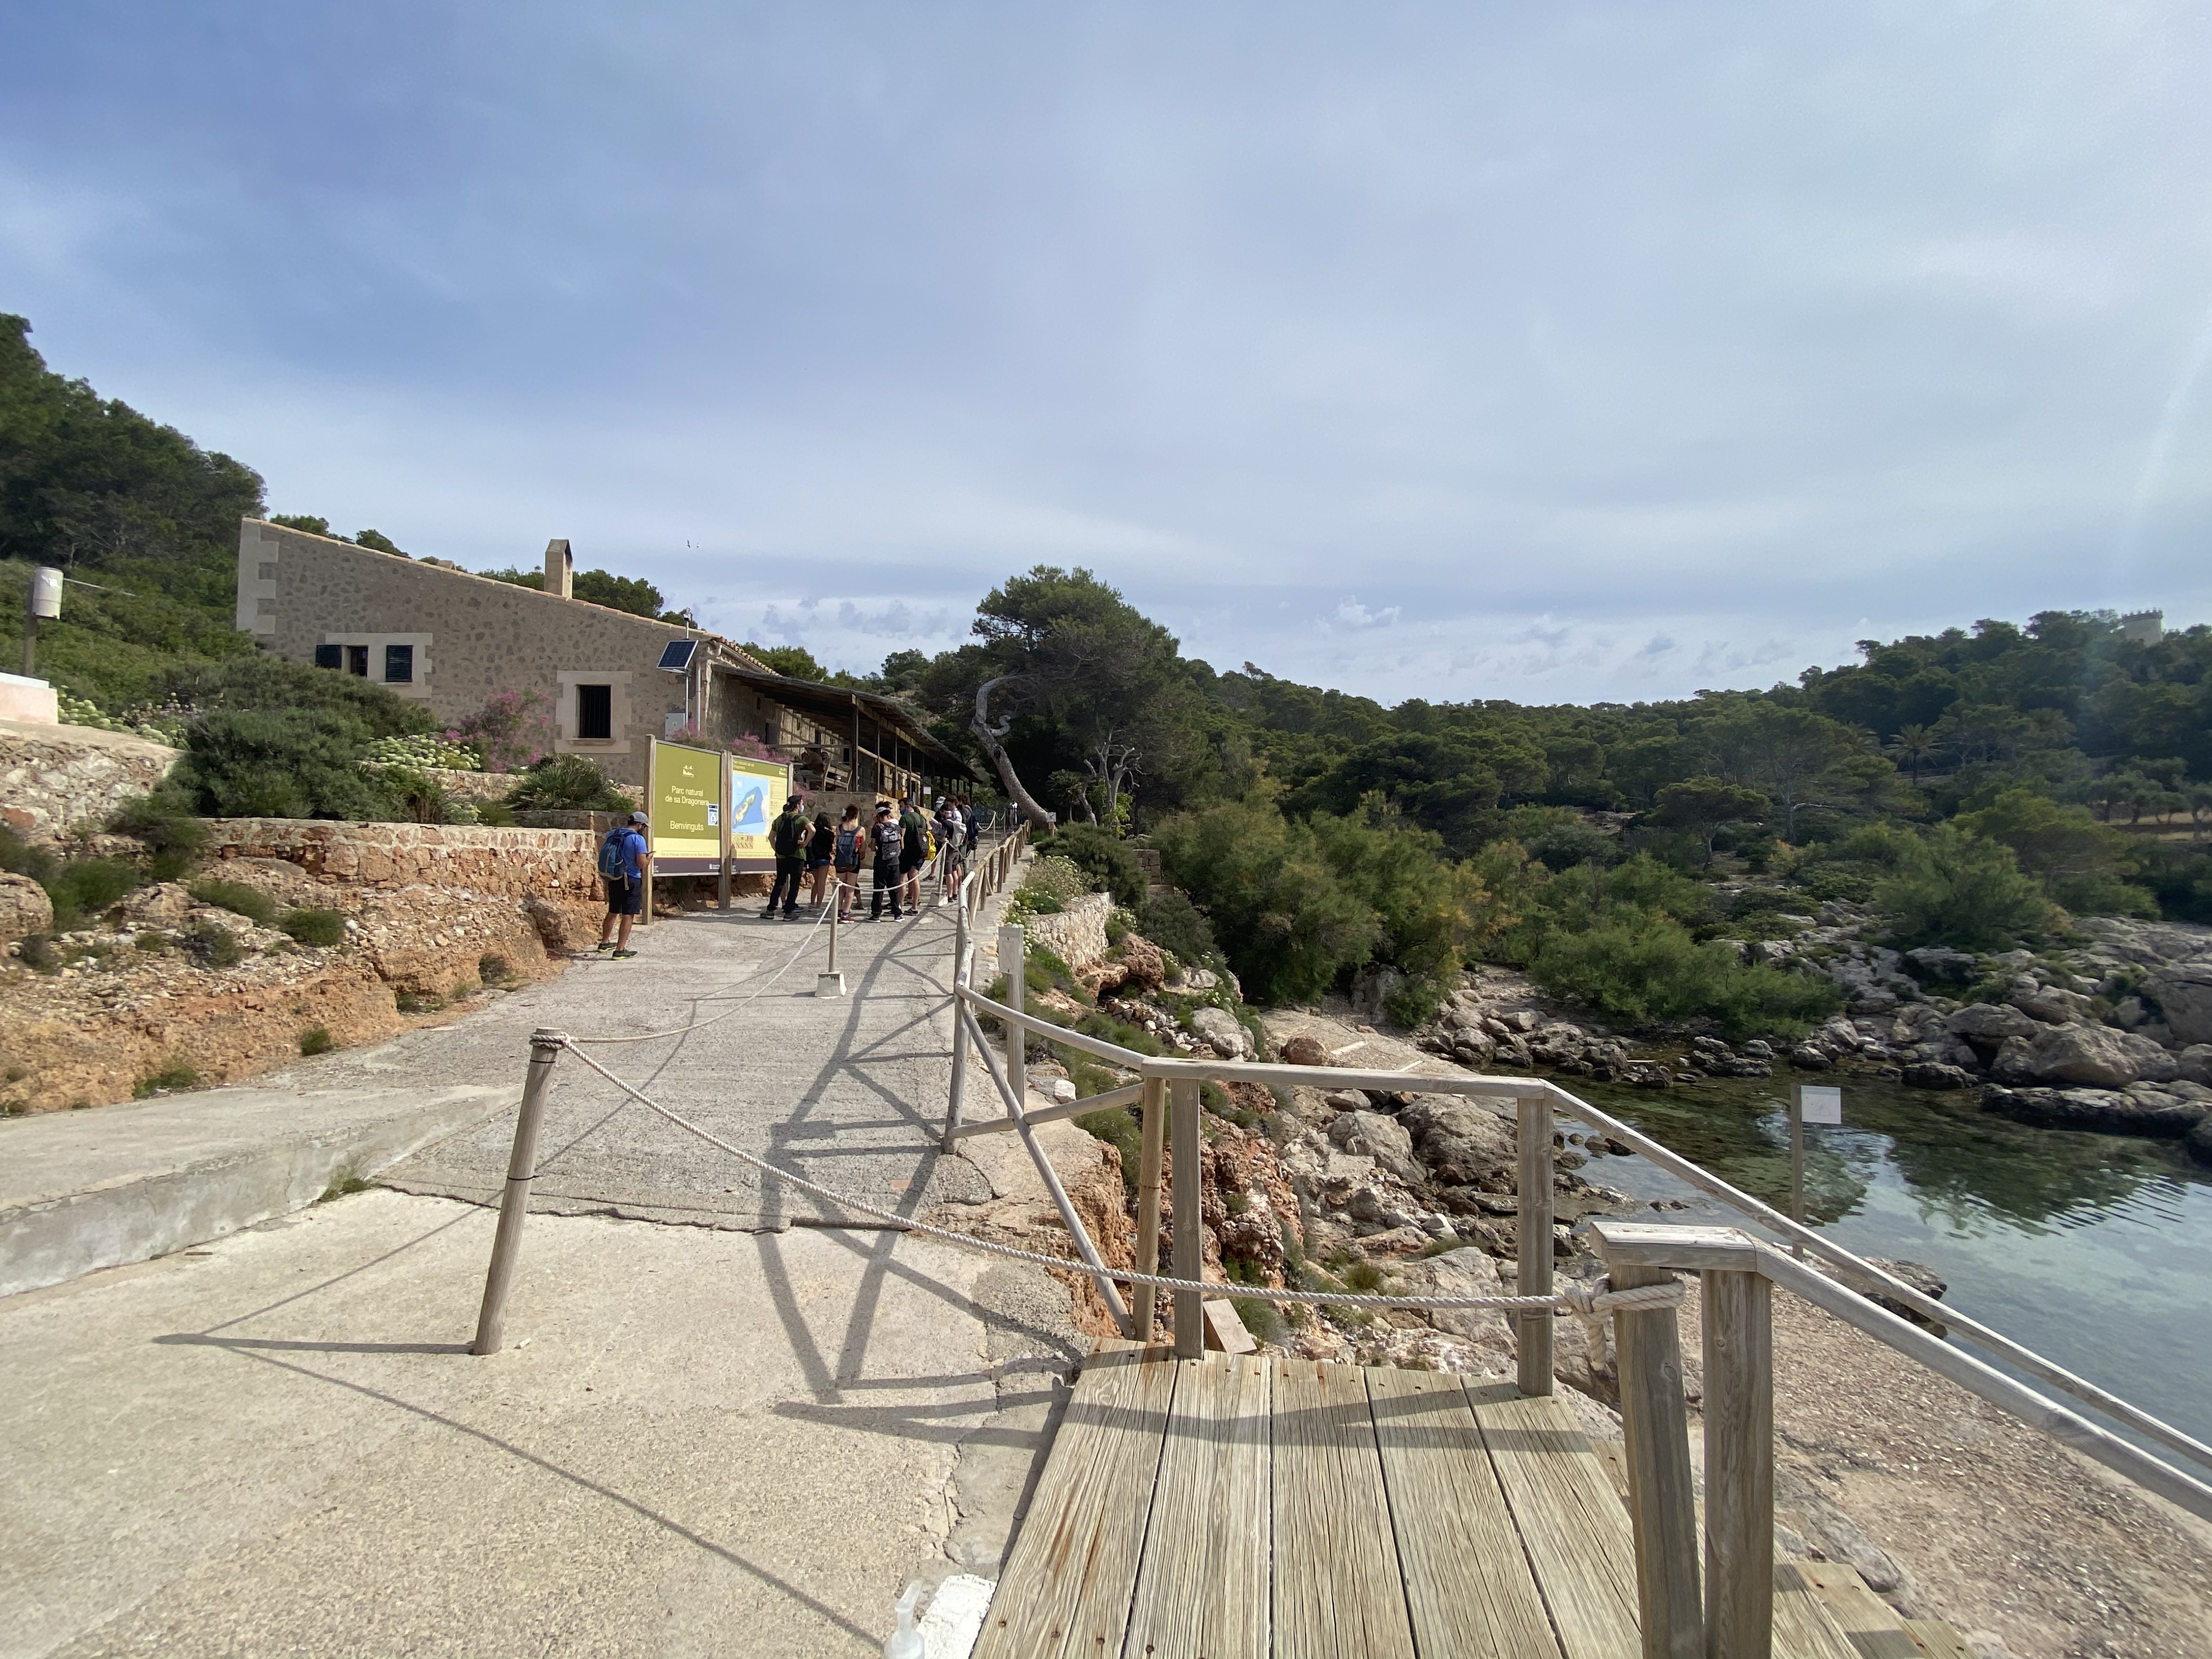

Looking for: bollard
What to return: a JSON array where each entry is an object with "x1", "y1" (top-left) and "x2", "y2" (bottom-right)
[
  {"x1": 817, "y1": 901, "x2": 845, "y2": 997},
  {"x1": 472, "y1": 1030, "x2": 566, "y2": 1356}
]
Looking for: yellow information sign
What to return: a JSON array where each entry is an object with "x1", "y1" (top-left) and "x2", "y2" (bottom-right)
[
  {"x1": 727, "y1": 755, "x2": 789, "y2": 865},
  {"x1": 649, "y1": 740, "x2": 724, "y2": 862}
]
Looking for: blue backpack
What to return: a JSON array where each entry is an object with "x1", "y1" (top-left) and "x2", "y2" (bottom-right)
[{"x1": 597, "y1": 827, "x2": 635, "y2": 881}]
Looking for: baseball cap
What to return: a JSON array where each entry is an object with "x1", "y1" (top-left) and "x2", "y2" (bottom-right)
[{"x1": 628, "y1": 811, "x2": 649, "y2": 825}]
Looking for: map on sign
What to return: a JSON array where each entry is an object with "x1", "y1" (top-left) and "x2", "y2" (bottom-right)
[
  {"x1": 1797, "y1": 1085, "x2": 1843, "y2": 1126},
  {"x1": 727, "y1": 755, "x2": 789, "y2": 864}
]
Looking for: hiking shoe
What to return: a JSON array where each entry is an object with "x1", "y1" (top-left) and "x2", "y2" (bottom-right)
[
  {"x1": 610, "y1": 949, "x2": 639, "y2": 959},
  {"x1": 594, "y1": 941, "x2": 616, "y2": 952}
]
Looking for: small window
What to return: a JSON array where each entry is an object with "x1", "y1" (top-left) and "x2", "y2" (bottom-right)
[
  {"x1": 258, "y1": 562, "x2": 278, "y2": 581},
  {"x1": 314, "y1": 644, "x2": 342, "y2": 670},
  {"x1": 346, "y1": 645, "x2": 369, "y2": 677},
  {"x1": 384, "y1": 644, "x2": 414, "y2": 684},
  {"x1": 577, "y1": 684, "x2": 613, "y2": 741}
]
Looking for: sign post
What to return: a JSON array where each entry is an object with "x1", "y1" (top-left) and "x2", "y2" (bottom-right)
[
  {"x1": 1789, "y1": 1084, "x2": 1842, "y2": 1252},
  {"x1": 716, "y1": 751, "x2": 733, "y2": 911},
  {"x1": 646, "y1": 738, "x2": 727, "y2": 926}
]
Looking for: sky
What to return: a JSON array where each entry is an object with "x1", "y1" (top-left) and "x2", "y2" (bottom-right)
[{"x1": 3, "y1": 2, "x2": 2210, "y2": 706}]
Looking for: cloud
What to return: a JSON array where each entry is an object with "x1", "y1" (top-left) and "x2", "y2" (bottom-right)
[{"x1": 1329, "y1": 599, "x2": 1401, "y2": 630}]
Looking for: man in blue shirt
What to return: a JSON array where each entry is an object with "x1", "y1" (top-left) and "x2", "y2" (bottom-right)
[{"x1": 595, "y1": 811, "x2": 653, "y2": 958}]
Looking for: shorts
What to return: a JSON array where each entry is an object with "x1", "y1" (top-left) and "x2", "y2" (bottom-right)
[
  {"x1": 602, "y1": 876, "x2": 643, "y2": 916},
  {"x1": 899, "y1": 850, "x2": 923, "y2": 872}
]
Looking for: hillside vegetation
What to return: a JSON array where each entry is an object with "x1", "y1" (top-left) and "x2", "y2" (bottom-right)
[{"x1": 7, "y1": 312, "x2": 2206, "y2": 1037}]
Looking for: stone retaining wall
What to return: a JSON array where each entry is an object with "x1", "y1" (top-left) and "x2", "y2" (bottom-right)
[
  {"x1": 0, "y1": 719, "x2": 180, "y2": 841},
  {"x1": 1023, "y1": 891, "x2": 1114, "y2": 971},
  {"x1": 205, "y1": 819, "x2": 600, "y2": 900}
]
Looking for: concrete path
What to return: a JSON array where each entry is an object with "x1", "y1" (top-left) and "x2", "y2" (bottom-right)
[
  {"x1": 3, "y1": 1187, "x2": 1079, "y2": 1659},
  {"x1": 340, "y1": 902, "x2": 988, "y2": 1229},
  {"x1": 3, "y1": 852, "x2": 1115, "y2": 1657}
]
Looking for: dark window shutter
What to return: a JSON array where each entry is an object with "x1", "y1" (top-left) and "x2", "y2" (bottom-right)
[
  {"x1": 577, "y1": 684, "x2": 613, "y2": 741},
  {"x1": 314, "y1": 644, "x2": 342, "y2": 670},
  {"x1": 384, "y1": 644, "x2": 414, "y2": 683},
  {"x1": 347, "y1": 645, "x2": 369, "y2": 676}
]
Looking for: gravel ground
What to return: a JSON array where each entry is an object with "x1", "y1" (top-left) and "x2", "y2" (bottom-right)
[{"x1": 1742, "y1": 1283, "x2": 2212, "y2": 1659}]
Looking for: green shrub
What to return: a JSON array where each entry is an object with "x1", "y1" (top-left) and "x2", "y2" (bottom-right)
[
  {"x1": 177, "y1": 708, "x2": 398, "y2": 820},
  {"x1": 478, "y1": 952, "x2": 516, "y2": 985},
  {"x1": 1040, "y1": 823, "x2": 1146, "y2": 906},
  {"x1": 182, "y1": 918, "x2": 246, "y2": 966},
  {"x1": 298, "y1": 1025, "x2": 334, "y2": 1056},
  {"x1": 1133, "y1": 891, "x2": 1215, "y2": 964},
  {"x1": 0, "y1": 823, "x2": 58, "y2": 885},
  {"x1": 44, "y1": 858, "x2": 144, "y2": 928},
  {"x1": 134, "y1": 1062, "x2": 200, "y2": 1097},
  {"x1": 1527, "y1": 916, "x2": 1837, "y2": 1038},
  {"x1": 370, "y1": 765, "x2": 466, "y2": 824},
  {"x1": 1795, "y1": 864, "x2": 1878, "y2": 904},
  {"x1": 161, "y1": 653, "x2": 433, "y2": 738},
  {"x1": 1874, "y1": 825, "x2": 2056, "y2": 950},
  {"x1": 189, "y1": 879, "x2": 278, "y2": 927},
  {"x1": 364, "y1": 733, "x2": 480, "y2": 770},
  {"x1": 473, "y1": 799, "x2": 517, "y2": 827},
  {"x1": 135, "y1": 929, "x2": 172, "y2": 951},
  {"x1": 108, "y1": 785, "x2": 209, "y2": 877},
  {"x1": 15, "y1": 933, "x2": 60, "y2": 973},
  {"x1": 395, "y1": 989, "x2": 443, "y2": 1014},
  {"x1": 1075, "y1": 1104, "x2": 1144, "y2": 1200},
  {"x1": 280, "y1": 907, "x2": 345, "y2": 947},
  {"x1": 504, "y1": 755, "x2": 631, "y2": 812},
  {"x1": 1009, "y1": 854, "x2": 1092, "y2": 918}
]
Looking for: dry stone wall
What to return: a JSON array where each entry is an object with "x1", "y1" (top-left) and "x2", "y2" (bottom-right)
[
  {"x1": 0, "y1": 719, "x2": 180, "y2": 842},
  {"x1": 1023, "y1": 891, "x2": 1113, "y2": 972},
  {"x1": 205, "y1": 819, "x2": 601, "y2": 899}
]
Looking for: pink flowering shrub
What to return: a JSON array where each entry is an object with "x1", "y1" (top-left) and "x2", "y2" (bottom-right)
[{"x1": 448, "y1": 689, "x2": 554, "y2": 773}]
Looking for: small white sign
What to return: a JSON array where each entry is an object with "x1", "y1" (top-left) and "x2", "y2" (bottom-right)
[
  {"x1": 1797, "y1": 1085, "x2": 1843, "y2": 1126},
  {"x1": 707, "y1": 802, "x2": 720, "y2": 827}
]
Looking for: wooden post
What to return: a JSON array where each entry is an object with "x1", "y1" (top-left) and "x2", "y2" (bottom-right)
[
  {"x1": 1613, "y1": 1261, "x2": 1703, "y2": 1659},
  {"x1": 1516, "y1": 1092, "x2": 1555, "y2": 1396},
  {"x1": 1788, "y1": 1091, "x2": 1805, "y2": 1235},
  {"x1": 471, "y1": 1031, "x2": 565, "y2": 1355},
  {"x1": 1131, "y1": 1075, "x2": 1167, "y2": 1340},
  {"x1": 999, "y1": 923, "x2": 1026, "y2": 1108},
  {"x1": 1170, "y1": 1077, "x2": 1203, "y2": 1358},
  {"x1": 943, "y1": 907, "x2": 970, "y2": 1151},
  {"x1": 640, "y1": 742, "x2": 655, "y2": 929},
  {"x1": 1702, "y1": 1269, "x2": 1773, "y2": 1659}
]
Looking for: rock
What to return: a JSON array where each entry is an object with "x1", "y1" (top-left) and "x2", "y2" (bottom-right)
[
  {"x1": 2029, "y1": 1023, "x2": 2177, "y2": 1088},
  {"x1": 2188, "y1": 1117, "x2": 2212, "y2": 1169},
  {"x1": 1351, "y1": 963, "x2": 1407, "y2": 1023},
  {"x1": 1863, "y1": 1259, "x2": 1948, "y2": 1334},
  {"x1": 113, "y1": 881, "x2": 194, "y2": 927},
  {"x1": 1188, "y1": 1005, "x2": 1248, "y2": 1060},
  {"x1": 1046, "y1": 1077, "x2": 1077, "y2": 1105},
  {"x1": 1279, "y1": 1033, "x2": 1331, "y2": 1068},
  {"x1": 1450, "y1": 1029, "x2": 1498, "y2": 1065},
  {"x1": 1327, "y1": 1110, "x2": 1423, "y2": 1184},
  {"x1": 1901, "y1": 1063, "x2": 1972, "y2": 1091},
  {"x1": 0, "y1": 871, "x2": 54, "y2": 945},
  {"x1": 1987, "y1": 1034, "x2": 2039, "y2": 1085},
  {"x1": 1402, "y1": 1096, "x2": 1517, "y2": 1186},
  {"x1": 2149, "y1": 961, "x2": 2212, "y2": 1046},
  {"x1": 1397, "y1": 1249, "x2": 1513, "y2": 1351},
  {"x1": 2013, "y1": 985, "x2": 2092, "y2": 1025},
  {"x1": 1322, "y1": 1088, "x2": 1369, "y2": 1111},
  {"x1": 1945, "y1": 1002, "x2": 2042, "y2": 1045},
  {"x1": 1903, "y1": 945, "x2": 1977, "y2": 984},
  {"x1": 2179, "y1": 1044, "x2": 2212, "y2": 1087},
  {"x1": 1788, "y1": 1046, "x2": 1831, "y2": 1070},
  {"x1": 1981, "y1": 1085, "x2": 2209, "y2": 1138},
  {"x1": 1182, "y1": 967, "x2": 1218, "y2": 991}
]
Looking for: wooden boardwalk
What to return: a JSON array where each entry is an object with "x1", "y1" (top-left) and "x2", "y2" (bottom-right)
[{"x1": 973, "y1": 1343, "x2": 1955, "y2": 1659}]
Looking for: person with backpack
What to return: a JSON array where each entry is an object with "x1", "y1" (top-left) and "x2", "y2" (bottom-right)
[
  {"x1": 832, "y1": 804, "x2": 865, "y2": 922},
  {"x1": 898, "y1": 792, "x2": 930, "y2": 913},
  {"x1": 868, "y1": 801, "x2": 905, "y2": 921},
  {"x1": 764, "y1": 797, "x2": 808, "y2": 918},
  {"x1": 595, "y1": 811, "x2": 652, "y2": 957},
  {"x1": 805, "y1": 810, "x2": 835, "y2": 911},
  {"x1": 935, "y1": 797, "x2": 966, "y2": 902}
]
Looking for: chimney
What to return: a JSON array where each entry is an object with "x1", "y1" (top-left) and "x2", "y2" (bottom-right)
[{"x1": 543, "y1": 539, "x2": 573, "y2": 599}]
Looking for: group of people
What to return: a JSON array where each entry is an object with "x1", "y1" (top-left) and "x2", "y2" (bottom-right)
[{"x1": 764, "y1": 792, "x2": 984, "y2": 923}]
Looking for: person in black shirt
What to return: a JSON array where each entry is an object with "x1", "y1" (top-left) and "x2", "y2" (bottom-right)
[
  {"x1": 868, "y1": 802, "x2": 904, "y2": 920},
  {"x1": 765, "y1": 798, "x2": 808, "y2": 918},
  {"x1": 805, "y1": 811, "x2": 834, "y2": 912}
]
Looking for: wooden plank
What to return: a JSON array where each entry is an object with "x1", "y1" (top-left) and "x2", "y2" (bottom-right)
[
  {"x1": 1464, "y1": 1380, "x2": 1641, "y2": 1659},
  {"x1": 973, "y1": 1345, "x2": 1177, "y2": 1659},
  {"x1": 1901, "y1": 1620, "x2": 1975, "y2": 1659},
  {"x1": 1794, "y1": 1561, "x2": 1920, "y2": 1659},
  {"x1": 1770, "y1": 1564, "x2": 1859, "y2": 1659},
  {"x1": 1272, "y1": 1359, "x2": 1417, "y2": 1659},
  {"x1": 1366, "y1": 1367, "x2": 1561, "y2": 1659},
  {"x1": 1123, "y1": 1354, "x2": 1272, "y2": 1659}
]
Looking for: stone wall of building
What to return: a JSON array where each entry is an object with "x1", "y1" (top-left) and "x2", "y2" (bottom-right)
[
  {"x1": 1023, "y1": 891, "x2": 1114, "y2": 972},
  {"x1": 237, "y1": 519, "x2": 867, "y2": 788},
  {"x1": 0, "y1": 718, "x2": 181, "y2": 841},
  {"x1": 205, "y1": 819, "x2": 601, "y2": 899}
]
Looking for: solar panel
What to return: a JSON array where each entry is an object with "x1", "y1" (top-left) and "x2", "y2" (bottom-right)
[{"x1": 658, "y1": 639, "x2": 698, "y2": 672}]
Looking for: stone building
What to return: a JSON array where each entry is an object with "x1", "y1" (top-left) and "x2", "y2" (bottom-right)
[{"x1": 234, "y1": 518, "x2": 967, "y2": 794}]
